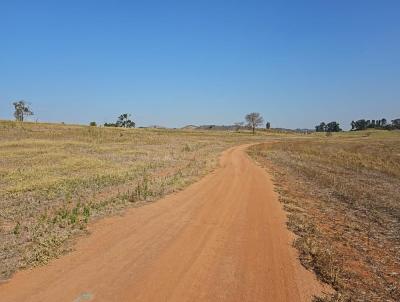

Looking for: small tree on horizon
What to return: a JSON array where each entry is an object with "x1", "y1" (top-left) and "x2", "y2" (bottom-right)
[
  {"x1": 104, "y1": 113, "x2": 135, "y2": 128},
  {"x1": 116, "y1": 113, "x2": 135, "y2": 128},
  {"x1": 245, "y1": 112, "x2": 264, "y2": 134},
  {"x1": 315, "y1": 121, "x2": 341, "y2": 132},
  {"x1": 13, "y1": 100, "x2": 33, "y2": 122}
]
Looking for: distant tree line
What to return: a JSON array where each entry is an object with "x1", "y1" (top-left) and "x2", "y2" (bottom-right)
[
  {"x1": 315, "y1": 121, "x2": 342, "y2": 132},
  {"x1": 350, "y1": 118, "x2": 400, "y2": 130},
  {"x1": 8, "y1": 100, "x2": 399, "y2": 133}
]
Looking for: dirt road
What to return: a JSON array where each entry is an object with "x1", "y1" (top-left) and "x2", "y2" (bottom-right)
[{"x1": 0, "y1": 145, "x2": 325, "y2": 302}]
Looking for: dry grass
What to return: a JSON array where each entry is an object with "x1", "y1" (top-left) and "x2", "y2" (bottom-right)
[
  {"x1": 0, "y1": 120, "x2": 277, "y2": 280},
  {"x1": 249, "y1": 130, "x2": 400, "y2": 301}
]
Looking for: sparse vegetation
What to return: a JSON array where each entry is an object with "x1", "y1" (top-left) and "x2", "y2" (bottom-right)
[
  {"x1": 249, "y1": 130, "x2": 400, "y2": 301},
  {"x1": 0, "y1": 120, "x2": 269, "y2": 280}
]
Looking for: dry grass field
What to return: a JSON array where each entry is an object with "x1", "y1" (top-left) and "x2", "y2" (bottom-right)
[
  {"x1": 3, "y1": 120, "x2": 399, "y2": 301},
  {"x1": 249, "y1": 130, "x2": 400, "y2": 301},
  {"x1": 0, "y1": 120, "x2": 277, "y2": 280}
]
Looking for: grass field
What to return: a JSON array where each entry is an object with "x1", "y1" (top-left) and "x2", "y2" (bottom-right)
[
  {"x1": 249, "y1": 130, "x2": 400, "y2": 301},
  {"x1": 0, "y1": 120, "x2": 279, "y2": 280}
]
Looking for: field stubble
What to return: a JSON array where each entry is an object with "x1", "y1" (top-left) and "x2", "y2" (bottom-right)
[{"x1": 249, "y1": 131, "x2": 400, "y2": 301}]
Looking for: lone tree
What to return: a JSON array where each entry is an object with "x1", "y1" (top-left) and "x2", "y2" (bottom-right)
[
  {"x1": 13, "y1": 100, "x2": 33, "y2": 122},
  {"x1": 266, "y1": 122, "x2": 271, "y2": 129},
  {"x1": 104, "y1": 114, "x2": 135, "y2": 128},
  {"x1": 245, "y1": 112, "x2": 264, "y2": 134},
  {"x1": 116, "y1": 113, "x2": 135, "y2": 128}
]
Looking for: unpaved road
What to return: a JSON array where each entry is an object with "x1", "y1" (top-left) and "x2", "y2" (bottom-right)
[{"x1": 0, "y1": 145, "x2": 325, "y2": 302}]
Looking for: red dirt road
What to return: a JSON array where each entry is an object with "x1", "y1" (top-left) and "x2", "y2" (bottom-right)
[{"x1": 0, "y1": 145, "x2": 325, "y2": 302}]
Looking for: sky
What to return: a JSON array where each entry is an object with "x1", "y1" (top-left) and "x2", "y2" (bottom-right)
[{"x1": 1, "y1": 0, "x2": 399, "y2": 129}]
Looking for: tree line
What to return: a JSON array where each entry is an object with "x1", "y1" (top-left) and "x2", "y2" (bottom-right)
[
  {"x1": 8, "y1": 100, "x2": 399, "y2": 132},
  {"x1": 315, "y1": 118, "x2": 400, "y2": 132},
  {"x1": 351, "y1": 118, "x2": 400, "y2": 130}
]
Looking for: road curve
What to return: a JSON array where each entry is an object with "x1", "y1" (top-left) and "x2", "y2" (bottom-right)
[{"x1": 0, "y1": 144, "x2": 325, "y2": 302}]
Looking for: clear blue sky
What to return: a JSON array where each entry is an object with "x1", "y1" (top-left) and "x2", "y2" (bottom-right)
[{"x1": 1, "y1": 0, "x2": 399, "y2": 129}]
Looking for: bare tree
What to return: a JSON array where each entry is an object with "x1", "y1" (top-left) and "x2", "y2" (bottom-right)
[
  {"x1": 13, "y1": 100, "x2": 33, "y2": 122},
  {"x1": 245, "y1": 112, "x2": 264, "y2": 134}
]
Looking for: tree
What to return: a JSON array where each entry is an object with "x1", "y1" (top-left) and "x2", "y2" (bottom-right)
[
  {"x1": 116, "y1": 113, "x2": 135, "y2": 128},
  {"x1": 316, "y1": 121, "x2": 341, "y2": 132},
  {"x1": 245, "y1": 112, "x2": 264, "y2": 134},
  {"x1": 326, "y1": 121, "x2": 342, "y2": 132},
  {"x1": 315, "y1": 122, "x2": 326, "y2": 132},
  {"x1": 352, "y1": 119, "x2": 367, "y2": 131},
  {"x1": 392, "y1": 119, "x2": 400, "y2": 129},
  {"x1": 104, "y1": 113, "x2": 135, "y2": 128},
  {"x1": 13, "y1": 100, "x2": 33, "y2": 122},
  {"x1": 266, "y1": 122, "x2": 271, "y2": 129},
  {"x1": 89, "y1": 121, "x2": 97, "y2": 126}
]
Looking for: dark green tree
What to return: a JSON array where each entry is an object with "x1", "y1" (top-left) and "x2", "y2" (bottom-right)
[
  {"x1": 116, "y1": 113, "x2": 135, "y2": 128},
  {"x1": 316, "y1": 121, "x2": 341, "y2": 132},
  {"x1": 315, "y1": 122, "x2": 326, "y2": 132},
  {"x1": 326, "y1": 121, "x2": 342, "y2": 132},
  {"x1": 392, "y1": 119, "x2": 400, "y2": 129},
  {"x1": 13, "y1": 100, "x2": 33, "y2": 122},
  {"x1": 353, "y1": 119, "x2": 367, "y2": 130}
]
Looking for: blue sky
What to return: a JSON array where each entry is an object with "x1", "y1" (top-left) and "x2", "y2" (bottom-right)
[{"x1": 1, "y1": 0, "x2": 399, "y2": 129}]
